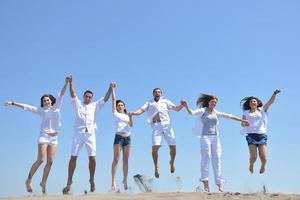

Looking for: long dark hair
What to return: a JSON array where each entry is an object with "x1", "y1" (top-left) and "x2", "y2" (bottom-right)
[
  {"x1": 40, "y1": 94, "x2": 56, "y2": 107},
  {"x1": 196, "y1": 94, "x2": 218, "y2": 108},
  {"x1": 116, "y1": 100, "x2": 127, "y2": 114},
  {"x1": 240, "y1": 96, "x2": 263, "y2": 111}
]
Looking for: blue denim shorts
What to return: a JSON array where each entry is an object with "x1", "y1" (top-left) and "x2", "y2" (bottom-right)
[
  {"x1": 114, "y1": 134, "x2": 131, "y2": 147},
  {"x1": 246, "y1": 133, "x2": 267, "y2": 146}
]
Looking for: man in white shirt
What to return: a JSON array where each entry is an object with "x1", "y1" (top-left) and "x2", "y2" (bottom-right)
[
  {"x1": 131, "y1": 88, "x2": 184, "y2": 178},
  {"x1": 62, "y1": 76, "x2": 113, "y2": 194}
]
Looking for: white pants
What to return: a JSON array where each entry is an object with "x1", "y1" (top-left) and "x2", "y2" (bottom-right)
[
  {"x1": 71, "y1": 132, "x2": 96, "y2": 156},
  {"x1": 151, "y1": 122, "x2": 176, "y2": 146},
  {"x1": 199, "y1": 135, "x2": 224, "y2": 185}
]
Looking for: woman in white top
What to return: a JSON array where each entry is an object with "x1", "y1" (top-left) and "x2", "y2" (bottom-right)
[
  {"x1": 241, "y1": 89, "x2": 281, "y2": 174},
  {"x1": 110, "y1": 83, "x2": 133, "y2": 192},
  {"x1": 4, "y1": 76, "x2": 69, "y2": 194},
  {"x1": 182, "y1": 94, "x2": 248, "y2": 192}
]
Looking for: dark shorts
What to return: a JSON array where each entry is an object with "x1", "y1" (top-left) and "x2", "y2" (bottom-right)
[
  {"x1": 246, "y1": 133, "x2": 267, "y2": 146},
  {"x1": 114, "y1": 134, "x2": 131, "y2": 147}
]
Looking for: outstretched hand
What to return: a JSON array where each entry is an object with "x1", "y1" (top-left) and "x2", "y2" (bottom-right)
[{"x1": 4, "y1": 101, "x2": 13, "y2": 106}]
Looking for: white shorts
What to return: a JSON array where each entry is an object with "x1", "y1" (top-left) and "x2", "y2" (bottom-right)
[
  {"x1": 151, "y1": 123, "x2": 176, "y2": 146},
  {"x1": 71, "y1": 132, "x2": 96, "y2": 157},
  {"x1": 38, "y1": 134, "x2": 58, "y2": 145}
]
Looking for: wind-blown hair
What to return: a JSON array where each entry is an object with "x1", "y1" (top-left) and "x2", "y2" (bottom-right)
[
  {"x1": 196, "y1": 94, "x2": 218, "y2": 108},
  {"x1": 116, "y1": 99, "x2": 127, "y2": 114},
  {"x1": 240, "y1": 96, "x2": 263, "y2": 111},
  {"x1": 40, "y1": 94, "x2": 56, "y2": 107}
]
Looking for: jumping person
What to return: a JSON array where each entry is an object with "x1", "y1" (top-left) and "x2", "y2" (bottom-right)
[
  {"x1": 131, "y1": 88, "x2": 184, "y2": 178},
  {"x1": 241, "y1": 89, "x2": 281, "y2": 174},
  {"x1": 4, "y1": 76, "x2": 69, "y2": 194},
  {"x1": 110, "y1": 83, "x2": 133, "y2": 191},
  {"x1": 181, "y1": 94, "x2": 248, "y2": 192},
  {"x1": 62, "y1": 76, "x2": 113, "y2": 194}
]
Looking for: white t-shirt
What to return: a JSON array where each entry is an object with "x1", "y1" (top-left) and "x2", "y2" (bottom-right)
[
  {"x1": 191, "y1": 107, "x2": 233, "y2": 138},
  {"x1": 242, "y1": 107, "x2": 267, "y2": 134},
  {"x1": 72, "y1": 96, "x2": 105, "y2": 134},
  {"x1": 113, "y1": 111, "x2": 131, "y2": 135},
  {"x1": 141, "y1": 98, "x2": 175, "y2": 126},
  {"x1": 23, "y1": 94, "x2": 63, "y2": 136}
]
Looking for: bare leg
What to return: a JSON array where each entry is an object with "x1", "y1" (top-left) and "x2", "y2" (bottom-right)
[
  {"x1": 169, "y1": 145, "x2": 176, "y2": 173},
  {"x1": 26, "y1": 144, "x2": 47, "y2": 193},
  {"x1": 248, "y1": 145, "x2": 257, "y2": 174},
  {"x1": 152, "y1": 145, "x2": 160, "y2": 178},
  {"x1": 258, "y1": 145, "x2": 267, "y2": 174},
  {"x1": 111, "y1": 144, "x2": 120, "y2": 191},
  {"x1": 62, "y1": 156, "x2": 77, "y2": 194},
  {"x1": 40, "y1": 144, "x2": 57, "y2": 194},
  {"x1": 122, "y1": 145, "x2": 130, "y2": 190},
  {"x1": 89, "y1": 156, "x2": 96, "y2": 192}
]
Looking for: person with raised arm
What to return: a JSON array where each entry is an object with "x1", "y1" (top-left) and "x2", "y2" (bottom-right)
[
  {"x1": 62, "y1": 76, "x2": 113, "y2": 194},
  {"x1": 110, "y1": 83, "x2": 133, "y2": 191},
  {"x1": 241, "y1": 89, "x2": 281, "y2": 174},
  {"x1": 182, "y1": 94, "x2": 248, "y2": 192},
  {"x1": 4, "y1": 76, "x2": 69, "y2": 194}
]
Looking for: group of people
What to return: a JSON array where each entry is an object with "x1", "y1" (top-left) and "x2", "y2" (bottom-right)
[{"x1": 4, "y1": 75, "x2": 281, "y2": 194}]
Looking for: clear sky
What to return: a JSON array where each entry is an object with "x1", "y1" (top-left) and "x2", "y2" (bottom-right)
[{"x1": 0, "y1": 0, "x2": 299, "y2": 197}]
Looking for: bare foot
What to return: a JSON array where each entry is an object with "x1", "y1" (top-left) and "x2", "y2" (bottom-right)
[
  {"x1": 40, "y1": 182, "x2": 46, "y2": 194},
  {"x1": 249, "y1": 163, "x2": 254, "y2": 174},
  {"x1": 260, "y1": 164, "x2": 265, "y2": 174},
  {"x1": 123, "y1": 180, "x2": 128, "y2": 190},
  {"x1": 111, "y1": 184, "x2": 116, "y2": 192},
  {"x1": 154, "y1": 167, "x2": 159, "y2": 178},
  {"x1": 89, "y1": 180, "x2": 95, "y2": 192},
  {"x1": 170, "y1": 161, "x2": 175, "y2": 174},
  {"x1": 62, "y1": 181, "x2": 72, "y2": 195},
  {"x1": 217, "y1": 184, "x2": 224, "y2": 192},
  {"x1": 203, "y1": 181, "x2": 209, "y2": 192},
  {"x1": 25, "y1": 179, "x2": 33, "y2": 193}
]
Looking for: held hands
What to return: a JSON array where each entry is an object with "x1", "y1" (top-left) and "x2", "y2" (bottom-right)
[
  {"x1": 180, "y1": 100, "x2": 188, "y2": 107},
  {"x1": 66, "y1": 75, "x2": 72, "y2": 83},
  {"x1": 110, "y1": 82, "x2": 117, "y2": 88},
  {"x1": 273, "y1": 89, "x2": 281, "y2": 95}
]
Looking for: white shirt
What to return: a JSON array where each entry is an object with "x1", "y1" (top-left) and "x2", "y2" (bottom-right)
[
  {"x1": 72, "y1": 96, "x2": 105, "y2": 134},
  {"x1": 242, "y1": 107, "x2": 267, "y2": 134},
  {"x1": 113, "y1": 111, "x2": 131, "y2": 135},
  {"x1": 23, "y1": 94, "x2": 63, "y2": 136},
  {"x1": 191, "y1": 108, "x2": 233, "y2": 138},
  {"x1": 141, "y1": 98, "x2": 175, "y2": 126}
]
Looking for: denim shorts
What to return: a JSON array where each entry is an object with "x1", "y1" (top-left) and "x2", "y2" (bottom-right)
[
  {"x1": 114, "y1": 134, "x2": 131, "y2": 147},
  {"x1": 246, "y1": 133, "x2": 267, "y2": 146}
]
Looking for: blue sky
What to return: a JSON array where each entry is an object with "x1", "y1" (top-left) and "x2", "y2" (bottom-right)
[{"x1": 0, "y1": 0, "x2": 299, "y2": 197}]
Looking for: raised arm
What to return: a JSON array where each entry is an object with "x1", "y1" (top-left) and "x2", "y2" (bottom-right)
[
  {"x1": 69, "y1": 75, "x2": 77, "y2": 98},
  {"x1": 263, "y1": 89, "x2": 281, "y2": 112},
  {"x1": 104, "y1": 82, "x2": 114, "y2": 102},
  {"x1": 111, "y1": 83, "x2": 116, "y2": 113},
  {"x1": 59, "y1": 76, "x2": 70, "y2": 97}
]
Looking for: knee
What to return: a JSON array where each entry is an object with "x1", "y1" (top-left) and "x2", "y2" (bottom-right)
[
  {"x1": 112, "y1": 157, "x2": 119, "y2": 165},
  {"x1": 260, "y1": 157, "x2": 267, "y2": 163},
  {"x1": 89, "y1": 156, "x2": 96, "y2": 163},
  {"x1": 70, "y1": 156, "x2": 77, "y2": 162},
  {"x1": 250, "y1": 155, "x2": 257, "y2": 162},
  {"x1": 36, "y1": 158, "x2": 44, "y2": 164},
  {"x1": 123, "y1": 158, "x2": 129, "y2": 165}
]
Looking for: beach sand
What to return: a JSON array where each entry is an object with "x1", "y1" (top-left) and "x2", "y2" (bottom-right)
[{"x1": 2, "y1": 192, "x2": 300, "y2": 200}]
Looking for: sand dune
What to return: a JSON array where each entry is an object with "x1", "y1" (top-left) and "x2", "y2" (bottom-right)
[{"x1": 2, "y1": 192, "x2": 300, "y2": 200}]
